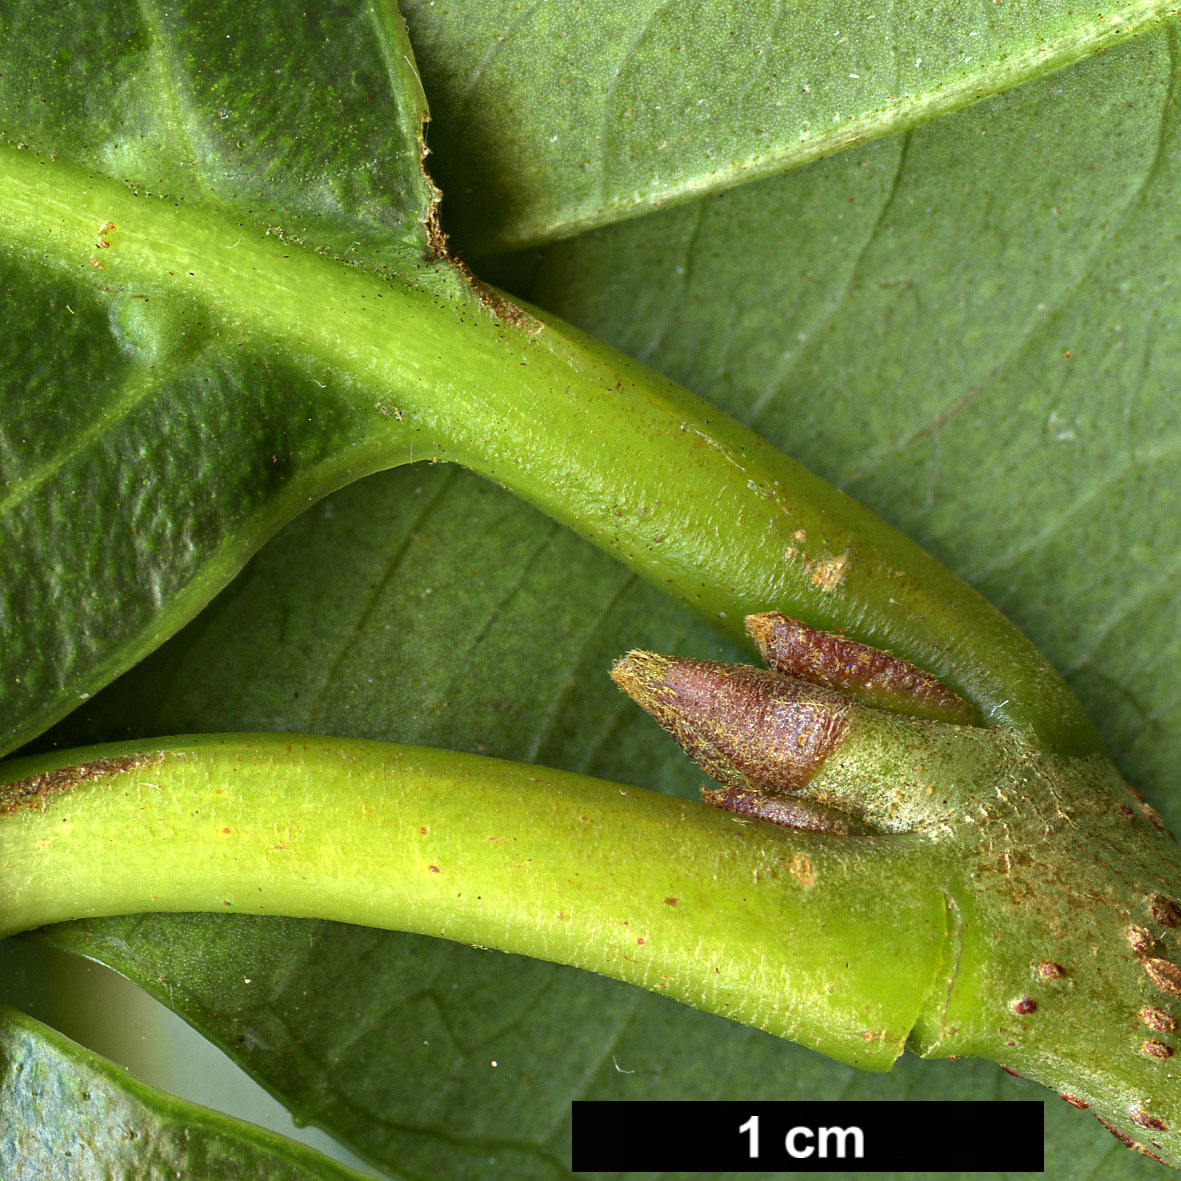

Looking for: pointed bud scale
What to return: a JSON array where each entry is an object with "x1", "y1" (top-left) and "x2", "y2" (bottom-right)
[
  {"x1": 745, "y1": 612, "x2": 977, "y2": 727},
  {"x1": 610, "y1": 651, "x2": 851, "y2": 796}
]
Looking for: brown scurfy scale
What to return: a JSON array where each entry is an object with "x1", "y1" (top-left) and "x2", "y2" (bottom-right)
[
  {"x1": 1142, "y1": 957, "x2": 1181, "y2": 998},
  {"x1": 1128, "y1": 925, "x2": 1156, "y2": 956},
  {"x1": 1141, "y1": 1040, "x2": 1174, "y2": 1060},
  {"x1": 1036, "y1": 960, "x2": 1066, "y2": 979},
  {"x1": 1141, "y1": 1006, "x2": 1179, "y2": 1033},
  {"x1": 1142, "y1": 804, "x2": 1170, "y2": 835},
  {"x1": 1096, "y1": 1116, "x2": 1137, "y2": 1148},
  {"x1": 1149, "y1": 895, "x2": 1181, "y2": 928},
  {"x1": 0, "y1": 754, "x2": 157, "y2": 816},
  {"x1": 1130, "y1": 1106, "x2": 1170, "y2": 1133},
  {"x1": 1060, "y1": 1094, "x2": 1090, "y2": 1110}
]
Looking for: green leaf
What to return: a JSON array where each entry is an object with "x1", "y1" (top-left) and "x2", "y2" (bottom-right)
[
  {"x1": 29, "y1": 20, "x2": 1181, "y2": 1181},
  {"x1": 0, "y1": 1004, "x2": 387, "y2": 1180},
  {"x1": 0, "y1": 0, "x2": 445, "y2": 755},
  {"x1": 403, "y1": 0, "x2": 1178, "y2": 250},
  {"x1": 525, "y1": 26, "x2": 1181, "y2": 819},
  {"x1": 5, "y1": 0, "x2": 1120, "y2": 760}
]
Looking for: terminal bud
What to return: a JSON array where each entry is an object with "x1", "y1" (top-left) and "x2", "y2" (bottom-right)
[{"x1": 610, "y1": 650, "x2": 851, "y2": 797}]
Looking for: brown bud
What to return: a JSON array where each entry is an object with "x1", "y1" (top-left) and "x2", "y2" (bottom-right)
[
  {"x1": 611, "y1": 651, "x2": 850, "y2": 795},
  {"x1": 745, "y1": 612, "x2": 977, "y2": 726}
]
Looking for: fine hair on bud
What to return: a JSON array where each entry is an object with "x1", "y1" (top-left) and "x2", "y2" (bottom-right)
[
  {"x1": 745, "y1": 612, "x2": 977, "y2": 726},
  {"x1": 610, "y1": 650, "x2": 851, "y2": 795}
]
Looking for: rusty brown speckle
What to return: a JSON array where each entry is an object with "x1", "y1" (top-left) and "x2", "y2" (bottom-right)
[
  {"x1": 1141, "y1": 1040, "x2": 1174, "y2": 1060},
  {"x1": 1141, "y1": 1006, "x2": 1178, "y2": 1033},
  {"x1": 664, "y1": 897, "x2": 679, "y2": 906},
  {"x1": 1140, "y1": 802, "x2": 1170, "y2": 835},
  {"x1": 1060, "y1": 1093, "x2": 1089, "y2": 1110},
  {"x1": 1149, "y1": 895, "x2": 1181, "y2": 928},
  {"x1": 1143, "y1": 957, "x2": 1181, "y2": 997},
  {"x1": 1118, "y1": 803, "x2": 1137, "y2": 820},
  {"x1": 0, "y1": 754, "x2": 159, "y2": 816},
  {"x1": 1037, "y1": 960, "x2": 1066, "y2": 980},
  {"x1": 1128, "y1": 926, "x2": 1155, "y2": 956},
  {"x1": 1096, "y1": 1116, "x2": 1136, "y2": 1148},
  {"x1": 1012, "y1": 997, "x2": 1038, "y2": 1015},
  {"x1": 1130, "y1": 1106, "x2": 1169, "y2": 1133}
]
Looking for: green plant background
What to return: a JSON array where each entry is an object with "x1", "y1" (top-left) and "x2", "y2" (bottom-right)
[{"x1": 6, "y1": 2, "x2": 1181, "y2": 1177}]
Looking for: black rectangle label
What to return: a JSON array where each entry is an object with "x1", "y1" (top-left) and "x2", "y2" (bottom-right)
[{"x1": 571, "y1": 1100, "x2": 1043, "y2": 1172}]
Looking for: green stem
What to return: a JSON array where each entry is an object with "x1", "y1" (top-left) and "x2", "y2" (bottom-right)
[
  {"x1": 0, "y1": 145, "x2": 1097, "y2": 752},
  {"x1": 0, "y1": 733, "x2": 948, "y2": 1072},
  {"x1": 8, "y1": 728, "x2": 1181, "y2": 1163}
]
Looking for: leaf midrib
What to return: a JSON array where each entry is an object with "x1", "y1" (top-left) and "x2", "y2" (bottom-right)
[{"x1": 0, "y1": 145, "x2": 459, "y2": 435}]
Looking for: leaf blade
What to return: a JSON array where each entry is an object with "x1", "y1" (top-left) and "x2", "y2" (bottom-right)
[
  {"x1": 0, "y1": 1004, "x2": 388, "y2": 1181},
  {"x1": 28, "y1": 23, "x2": 1181, "y2": 1179},
  {"x1": 404, "y1": 0, "x2": 1180, "y2": 249},
  {"x1": 0, "y1": 0, "x2": 444, "y2": 753}
]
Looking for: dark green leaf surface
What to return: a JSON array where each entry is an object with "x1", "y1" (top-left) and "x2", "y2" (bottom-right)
[
  {"x1": 526, "y1": 28, "x2": 1181, "y2": 815},
  {"x1": 0, "y1": 0, "x2": 438, "y2": 756},
  {"x1": 0, "y1": 1004, "x2": 385, "y2": 1181},
  {"x1": 30, "y1": 22, "x2": 1181, "y2": 1181},
  {"x1": 3, "y1": 0, "x2": 431, "y2": 259},
  {"x1": 403, "y1": 0, "x2": 1177, "y2": 251}
]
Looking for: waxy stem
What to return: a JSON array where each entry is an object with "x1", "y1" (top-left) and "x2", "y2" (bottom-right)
[{"x1": 0, "y1": 145, "x2": 1094, "y2": 755}]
